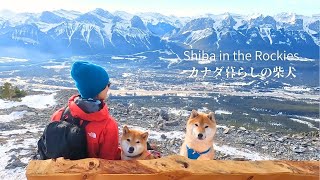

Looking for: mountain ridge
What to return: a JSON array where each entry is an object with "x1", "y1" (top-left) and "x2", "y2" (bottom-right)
[{"x1": 0, "y1": 9, "x2": 319, "y2": 59}]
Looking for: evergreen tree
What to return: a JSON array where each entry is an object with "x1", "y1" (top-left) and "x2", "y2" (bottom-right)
[
  {"x1": 0, "y1": 82, "x2": 27, "y2": 99},
  {"x1": 13, "y1": 86, "x2": 27, "y2": 98},
  {"x1": 1, "y1": 82, "x2": 15, "y2": 99}
]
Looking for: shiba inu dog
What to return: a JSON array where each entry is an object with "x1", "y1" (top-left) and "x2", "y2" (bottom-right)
[
  {"x1": 120, "y1": 126, "x2": 156, "y2": 160},
  {"x1": 180, "y1": 110, "x2": 217, "y2": 160}
]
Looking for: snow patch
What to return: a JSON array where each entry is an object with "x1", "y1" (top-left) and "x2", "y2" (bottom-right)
[
  {"x1": 223, "y1": 81, "x2": 255, "y2": 86},
  {"x1": 41, "y1": 62, "x2": 69, "y2": 71},
  {"x1": 214, "y1": 144, "x2": 273, "y2": 160},
  {"x1": 0, "y1": 111, "x2": 27, "y2": 123},
  {"x1": 283, "y1": 86, "x2": 311, "y2": 92},
  {"x1": 168, "y1": 108, "x2": 190, "y2": 117},
  {"x1": 289, "y1": 118, "x2": 319, "y2": 130},
  {"x1": 286, "y1": 57, "x2": 315, "y2": 62},
  {"x1": 293, "y1": 116, "x2": 320, "y2": 122},
  {"x1": 270, "y1": 122, "x2": 282, "y2": 126},
  {"x1": 159, "y1": 57, "x2": 180, "y2": 64},
  {"x1": 0, "y1": 57, "x2": 28, "y2": 63},
  {"x1": 0, "y1": 93, "x2": 56, "y2": 109},
  {"x1": 122, "y1": 73, "x2": 134, "y2": 78},
  {"x1": 32, "y1": 88, "x2": 57, "y2": 93},
  {"x1": 111, "y1": 56, "x2": 142, "y2": 61},
  {"x1": 215, "y1": 110, "x2": 232, "y2": 115},
  {"x1": 185, "y1": 28, "x2": 214, "y2": 45}
]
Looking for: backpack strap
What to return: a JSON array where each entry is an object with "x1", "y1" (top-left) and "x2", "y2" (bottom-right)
[{"x1": 60, "y1": 106, "x2": 89, "y2": 128}]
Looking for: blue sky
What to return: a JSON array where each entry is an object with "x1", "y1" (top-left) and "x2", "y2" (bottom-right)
[{"x1": 0, "y1": 0, "x2": 319, "y2": 16}]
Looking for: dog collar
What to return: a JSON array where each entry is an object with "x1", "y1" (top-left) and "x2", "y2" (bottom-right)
[{"x1": 186, "y1": 145, "x2": 211, "y2": 160}]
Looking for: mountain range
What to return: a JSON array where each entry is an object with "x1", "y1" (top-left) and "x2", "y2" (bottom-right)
[{"x1": 0, "y1": 9, "x2": 319, "y2": 59}]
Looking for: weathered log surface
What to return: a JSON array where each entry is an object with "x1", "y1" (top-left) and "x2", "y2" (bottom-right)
[{"x1": 26, "y1": 155, "x2": 319, "y2": 180}]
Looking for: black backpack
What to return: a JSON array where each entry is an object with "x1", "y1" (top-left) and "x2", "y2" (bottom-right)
[{"x1": 37, "y1": 107, "x2": 90, "y2": 160}]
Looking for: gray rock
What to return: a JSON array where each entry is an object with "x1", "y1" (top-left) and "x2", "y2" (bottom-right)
[
  {"x1": 157, "y1": 123, "x2": 165, "y2": 130},
  {"x1": 245, "y1": 141, "x2": 255, "y2": 146},
  {"x1": 159, "y1": 109, "x2": 169, "y2": 121},
  {"x1": 161, "y1": 134, "x2": 167, "y2": 139},
  {"x1": 296, "y1": 136, "x2": 304, "y2": 140},
  {"x1": 283, "y1": 136, "x2": 290, "y2": 140},
  {"x1": 269, "y1": 137, "x2": 276, "y2": 142},
  {"x1": 239, "y1": 127, "x2": 246, "y2": 131},
  {"x1": 293, "y1": 147, "x2": 306, "y2": 153},
  {"x1": 301, "y1": 142, "x2": 309, "y2": 147},
  {"x1": 169, "y1": 139, "x2": 175, "y2": 146},
  {"x1": 223, "y1": 127, "x2": 230, "y2": 134},
  {"x1": 276, "y1": 138, "x2": 285, "y2": 142},
  {"x1": 222, "y1": 154, "x2": 230, "y2": 159},
  {"x1": 268, "y1": 133, "x2": 274, "y2": 136},
  {"x1": 119, "y1": 118, "x2": 127, "y2": 122},
  {"x1": 37, "y1": 113, "x2": 46, "y2": 116},
  {"x1": 25, "y1": 112, "x2": 37, "y2": 116},
  {"x1": 5, "y1": 156, "x2": 27, "y2": 169},
  {"x1": 164, "y1": 120, "x2": 179, "y2": 126},
  {"x1": 232, "y1": 155, "x2": 246, "y2": 161}
]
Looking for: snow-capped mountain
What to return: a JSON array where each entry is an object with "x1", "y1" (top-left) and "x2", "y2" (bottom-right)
[{"x1": 0, "y1": 9, "x2": 319, "y2": 58}]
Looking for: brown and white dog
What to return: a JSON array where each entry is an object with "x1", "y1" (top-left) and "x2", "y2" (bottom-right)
[
  {"x1": 120, "y1": 126, "x2": 156, "y2": 160},
  {"x1": 180, "y1": 110, "x2": 217, "y2": 160}
]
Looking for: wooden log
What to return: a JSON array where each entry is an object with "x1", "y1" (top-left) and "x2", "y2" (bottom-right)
[{"x1": 26, "y1": 155, "x2": 319, "y2": 180}]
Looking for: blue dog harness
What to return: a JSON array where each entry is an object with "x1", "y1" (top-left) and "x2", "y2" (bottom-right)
[{"x1": 186, "y1": 145, "x2": 211, "y2": 159}]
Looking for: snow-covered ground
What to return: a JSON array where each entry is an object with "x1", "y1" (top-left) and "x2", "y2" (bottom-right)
[
  {"x1": 0, "y1": 93, "x2": 57, "y2": 109},
  {"x1": 0, "y1": 89, "x2": 318, "y2": 179},
  {"x1": 0, "y1": 94, "x2": 57, "y2": 179},
  {"x1": 0, "y1": 123, "x2": 44, "y2": 180},
  {"x1": 0, "y1": 130, "x2": 41, "y2": 180},
  {"x1": 0, "y1": 111, "x2": 27, "y2": 123}
]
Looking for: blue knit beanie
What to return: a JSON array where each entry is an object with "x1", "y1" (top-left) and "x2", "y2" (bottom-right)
[{"x1": 71, "y1": 61, "x2": 109, "y2": 99}]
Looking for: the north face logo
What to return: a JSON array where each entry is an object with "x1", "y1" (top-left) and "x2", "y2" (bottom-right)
[{"x1": 88, "y1": 132, "x2": 97, "y2": 139}]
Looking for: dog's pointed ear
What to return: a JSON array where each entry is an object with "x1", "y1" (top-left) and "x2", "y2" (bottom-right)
[
  {"x1": 208, "y1": 112, "x2": 215, "y2": 121},
  {"x1": 141, "y1": 132, "x2": 149, "y2": 140},
  {"x1": 190, "y1": 109, "x2": 199, "y2": 118},
  {"x1": 123, "y1": 126, "x2": 130, "y2": 134}
]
